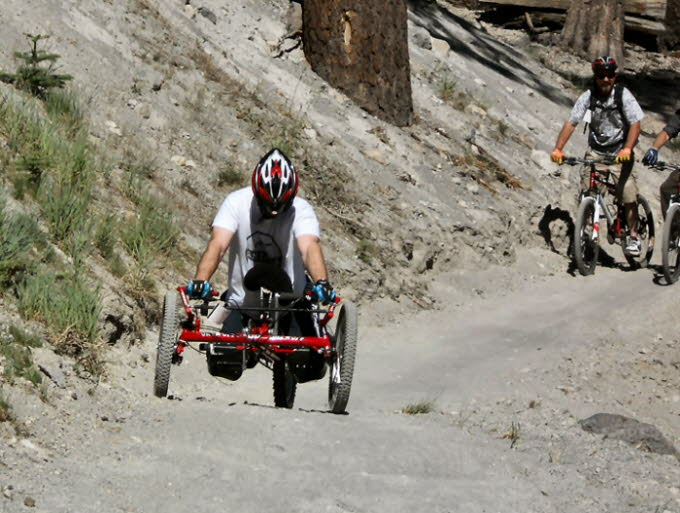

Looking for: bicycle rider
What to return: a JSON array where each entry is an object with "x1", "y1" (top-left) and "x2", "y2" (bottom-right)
[
  {"x1": 641, "y1": 109, "x2": 680, "y2": 218},
  {"x1": 186, "y1": 148, "x2": 336, "y2": 335},
  {"x1": 551, "y1": 56, "x2": 645, "y2": 255}
]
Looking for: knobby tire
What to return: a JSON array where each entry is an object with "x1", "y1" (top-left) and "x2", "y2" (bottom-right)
[
  {"x1": 574, "y1": 197, "x2": 599, "y2": 276},
  {"x1": 328, "y1": 301, "x2": 358, "y2": 414},
  {"x1": 624, "y1": 194, "x2": 655, "y2": 269},
  {"x1": 273, "y1": 359, "x2": 297, "y2": 408},
  {"x1": 154, "y1": 291, "x2": 180, "y2": 398},
  {"x1": 662, "y1": 203, "x2": 680, "y2": 284}
]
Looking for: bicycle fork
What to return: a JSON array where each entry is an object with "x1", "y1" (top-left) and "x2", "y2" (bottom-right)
[{"x1": 589, "y1": 195, "x2": 615, "y2": 242}]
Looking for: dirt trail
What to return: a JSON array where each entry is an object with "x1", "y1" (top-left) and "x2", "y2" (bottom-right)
[{"x1": 3, "y1": 248, "x2": 679, "y2": 513}]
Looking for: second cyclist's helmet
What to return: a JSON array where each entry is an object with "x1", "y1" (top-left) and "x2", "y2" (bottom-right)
[
  {"x1": 592, "y1": 56, "x2": 617, "y2": 76},
  {"x1": 251, "y1": 148, "x2": 299, "y2": 218}
]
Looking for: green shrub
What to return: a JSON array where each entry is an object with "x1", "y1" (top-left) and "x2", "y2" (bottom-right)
[
  {"x1": 402, "y1": 400, "x2": 436, "y2": 415},
  {"x1": 9, "y1": 324, "x2": 42, "y2": 348},
  {"x1": 356, "y1": 239, "x2": 377, "y2": 263},
  {"x1": 122, "y1": 194, "x2": 179, "y2": 265},
  {"x1": 0, "y1": 391, "x2": 12, "y2": 422},
  {"x1": 94, "y1": 213, "x2": 118, "y2": 260},
  {"x1": 0, "y1": 333, "x2": 42, "y2": 386},
  {"x1": 0, "y1": 197, "x2": 43, "y2": 286},
  {"x1": 0, "y1": 34, "x2": 72, "y2": 100},
  {"x1": 45, "y1": 88, "x2": 83, "y2": 133},
  {"x1": 17, "y1": 270, "x2": 101, "y2": 345},
  {"x1": 217, "y1": 162, "x2": 242, "y2": 187}
]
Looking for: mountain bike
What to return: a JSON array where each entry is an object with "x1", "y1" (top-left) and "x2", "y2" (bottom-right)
[
  {"x1": 564, "y1": 157, "x2": 654, "y2": 276},
  {"x1": 649, "y1": 161, "x2": 680, "y2": 284},
  {"x1": 154, "y1": 284, "x2": 358, "y2": 414}
]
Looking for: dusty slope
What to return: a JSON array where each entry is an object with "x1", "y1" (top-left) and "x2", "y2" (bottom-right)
[
  {"x1": 2, "y1": 250, "x2": 679, "y2": 513},
  {"x1": 0, "y1": 1, "x2": 679, "y2": 512}
]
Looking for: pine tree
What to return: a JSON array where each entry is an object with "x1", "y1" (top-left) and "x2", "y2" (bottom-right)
[{"x1": 0, "y1": 34, "x2": 73, "y2": 99}]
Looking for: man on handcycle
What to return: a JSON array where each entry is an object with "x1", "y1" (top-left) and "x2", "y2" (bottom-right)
[
  {"x1": 186, "y1": 148, "x2": 337, "y2": 337},
  {"x1": 551, "y1": 56, "x2": 645, "y2": 255}
]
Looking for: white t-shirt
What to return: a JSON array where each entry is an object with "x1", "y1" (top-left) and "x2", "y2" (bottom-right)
[{"x1": 212, "y1": 187, "x2": 320, "y2": 306}]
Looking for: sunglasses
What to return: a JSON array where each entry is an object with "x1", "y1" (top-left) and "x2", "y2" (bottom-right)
[{"x1": 595, "y1": 71, "x2": 616, "y2": 79}]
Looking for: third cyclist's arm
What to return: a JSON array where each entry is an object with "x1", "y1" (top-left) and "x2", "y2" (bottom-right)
[{"x1": 651, "y1": 130, "x2": 671, "y2": 151}]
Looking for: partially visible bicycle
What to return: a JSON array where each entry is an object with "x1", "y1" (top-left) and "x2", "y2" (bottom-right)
[
  {"x1": 649, "y1": 161, "x2": 680, "y2": 284},
  {"x1": 563, "y1": 157, "x2": 654, "y2": 276}
]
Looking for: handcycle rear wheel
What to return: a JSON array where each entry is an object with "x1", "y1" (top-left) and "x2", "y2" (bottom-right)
[
  {"x1": 328, "y1": 301, "x2": 358, "y2": 414},
  {"x1": 624, "y1": 194, "x2": 655, "y2": 269},
  {"x1": 661, "y1": 203, "x2": 680, "y2": 284},
  {"x1": 273, "y1": 359, "x2": 297, "y2": 408},
  {"x1": 154, "y1": 291, "x2": 180, "y2": 398},
  {"x1": 574, "y1": 197, "x2": 600, "y2": 276}
]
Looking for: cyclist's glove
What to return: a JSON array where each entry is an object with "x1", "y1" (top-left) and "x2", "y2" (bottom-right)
[
  {"x1": 312, "y1": 279, "x2": 336, "y2": 305},
  {"x1": 616, "y1": 148, "x2": 632, "y2": 163},
  {"x1": 642, "y1": 148, "x2": 658, "y2": 166},
  {"x1": 550, "y1": 148, "x2": 564, "y2": 164},
  {"x1": 187, "y1": 280, "x2": 213, "y2": 299}
]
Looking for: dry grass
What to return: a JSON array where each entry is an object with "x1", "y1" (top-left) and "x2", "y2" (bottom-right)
[{"x1": 402, "y1": 399, "x2": 436, "y2": 414}]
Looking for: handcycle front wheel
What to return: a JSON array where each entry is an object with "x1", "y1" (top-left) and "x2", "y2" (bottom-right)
[
  {"x1": 661, "y1": 203, "x2": 680, "y2": 284},
  {"x1": 574, "y1": 197, "x2": 600, "y2": 276},
  {"x1": 623, "y1": 194, "x2": 655, "y2": 269},
  {"x1": 154, "y1": 291, "x2": 181, "y2": 398},
  {"x1": 273, "y1": 359, "x2": 297, "y2": 408},
  {"x1": 328, "y1": 301, "x2": 358, "y2": 414}
]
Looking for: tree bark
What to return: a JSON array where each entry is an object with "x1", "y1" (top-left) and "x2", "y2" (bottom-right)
[
  {"x1": 660, "y1": 0, "x2": 680, "y2": 50},
  {"x1": 302, "y1": 0, "x2": 414, "y2": 127},
  {"x1": 560, "y1": 0, "x2": 625, "y2": 66}
]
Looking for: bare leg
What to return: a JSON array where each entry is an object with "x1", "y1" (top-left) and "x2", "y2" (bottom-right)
[{"x1": 625, "y1": 202, "x2": 638, "y2": 238}]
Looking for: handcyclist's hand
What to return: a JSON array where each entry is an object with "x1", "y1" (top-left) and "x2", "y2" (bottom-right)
[
  {"x1": 641, "y1": 148, "x2": 659, "y2": 166},
  {"x1": 550, "y1": 148, "x2": 564, "y2": 164},
  {"x1": 312, "y1": 279, "x2": 336, "y2": 305},
  {"x1": 616, "y1": 148, "x2": 632, "y2": 163},
  {"x1": 187, "y1": 279, "x2": 213, "y2": 299}
]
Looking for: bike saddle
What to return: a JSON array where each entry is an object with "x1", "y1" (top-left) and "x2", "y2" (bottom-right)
[{"x1": 243, "y1": 263, "x2": 293, "y2": 294}]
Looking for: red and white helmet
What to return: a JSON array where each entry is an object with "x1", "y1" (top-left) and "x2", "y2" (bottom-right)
[
  {"x1": 592, "y1": 56, "x2": 617, "y2": 77},
  {"x1": 251, "y1": 148, "x2": 299, "y2": 217}
]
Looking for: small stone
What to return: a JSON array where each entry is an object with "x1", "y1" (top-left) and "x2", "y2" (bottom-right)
[{"x1": 24, "y1": 497, "x2": 35, "y2": 508}]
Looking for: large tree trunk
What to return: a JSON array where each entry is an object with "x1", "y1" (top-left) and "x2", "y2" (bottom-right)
[
  {"x1": 660, "y1": 0, "x2": 680, "y2": 50},
  {"x1": 302, "y1": 0, "x2": 413, "y2": 127},
  {"x1": 560, "y1": 0, "x2": 625, "y2": 66}
]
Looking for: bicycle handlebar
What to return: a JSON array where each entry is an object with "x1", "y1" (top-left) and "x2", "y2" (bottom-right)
[
  {"x1": 562, "y1": 157, "x2": 617, "y2": 166},
  {"x1": 649, "y1": 161, "x2": 680, "y2": 172}
]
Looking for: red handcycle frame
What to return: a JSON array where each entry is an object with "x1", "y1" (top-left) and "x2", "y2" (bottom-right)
[{"x1": 174, "y1": 286, "x2": 339, "y2": 361}]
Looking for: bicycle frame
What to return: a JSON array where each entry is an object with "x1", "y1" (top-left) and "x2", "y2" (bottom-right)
[
  {"x1": 582, "y1": 163, "x2": 624, "y2": 243},
  {"x1": 174, "y1": 286, "x2": 339, "y2": 360}
]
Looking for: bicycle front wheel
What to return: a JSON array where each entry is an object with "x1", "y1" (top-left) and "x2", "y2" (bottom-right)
[
  {"x1": 574, "y1": 197, "x2": 600, "y2": 276},
  {"x1": 624, "y1": 194, "x2": 655, "y2": 269},
  {"x1": 661, "y1": 203, "x2": 680, "y2": 284}
]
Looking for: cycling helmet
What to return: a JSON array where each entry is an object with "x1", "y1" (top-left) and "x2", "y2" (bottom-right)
[
  {"x1": 251, "y1": 148, "x2": 298, "y2": 218},
  {"x1": 592, "y1": 56, "x2": 617, "y2": 77}
]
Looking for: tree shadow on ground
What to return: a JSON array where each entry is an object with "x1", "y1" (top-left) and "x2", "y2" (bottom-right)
[
  {"x1": 537, "y1": 203, "x2": 633, "y2": 275},
  {"x1": 407, "y1": 0, "x2": 574, "y2": 109}
]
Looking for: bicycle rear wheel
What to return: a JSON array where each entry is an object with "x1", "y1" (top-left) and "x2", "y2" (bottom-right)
[
  {"x1": 624, "y1": 194, "x2": 655, "y2": 269},
  {"x1": 661, "y1": 203, "x2": 680, "y2": 284},
  {"x1": 574, "y1": 197, "x2": 600, "y2": 276}
]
